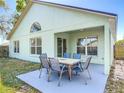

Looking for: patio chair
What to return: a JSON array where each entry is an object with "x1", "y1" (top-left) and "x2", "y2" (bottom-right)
[
  {"x1": 73, "y1": 53, "x2": 81, "y2": 59},
  {"x1": 72, "y1": 53, "x2": 81, "y2": 74},
  {"x1": 39, "y1": 53, "x2": 47, "y2": 70},
  {"x1": 49, "y1": 58, "x2": 68, "y2": 86},
  {"x1": 39, "y1": 53, "x2": 51, "y2": 81},
  {"x1": 63, "y1": 53, "x2": 71, "y2": 58},
  {"x1": 72, "y1": 56, "x2": 92, "y2": 85}
]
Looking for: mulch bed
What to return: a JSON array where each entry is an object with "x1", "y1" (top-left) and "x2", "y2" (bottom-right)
[{"x1": 105, "y1": 60, "x2": 124, "y2": 93}]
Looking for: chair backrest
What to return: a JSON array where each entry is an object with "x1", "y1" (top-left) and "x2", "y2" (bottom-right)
[
  {"x1": 39, "y1": 53, "x2": 50, "y2": 69},
  {"x1": 49, "y1": 58, "x2": 61, "y2": 72},
  {"x1": 63, "y1": 53, "x2": 71, "y2": 58},
  {"x1": 83, "y1": 56, "x2": 92, "y2": 70},
  {"x1": 73, "y1": 53, "x2": 81, "y2": 59},
  {"x1": 40, "y1": 53, "x2": 47, "y2": 58}
]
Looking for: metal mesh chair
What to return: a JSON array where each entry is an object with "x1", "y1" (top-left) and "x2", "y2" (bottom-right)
[
  {"x1": 73, "y1": 56, "x2": 92, "y2": 85},
  {"x1": 73, "y1": 53, "x2": 81, "y2": 59},
  {"x1": 63, "y1": 53, "x2": 71, "y2": 58},
  {"x1": 72, "y1": 53, "x2": 81, "y2": 74},
  {"x1": 39, "y1": 53, "x2": 51, "y2": 81},
  {"x1": 39, "y1": 53, "x2": 47, "y2": 70},
  {"x1": 49, "y1": 58, "x2": 68, "y2": 86}
]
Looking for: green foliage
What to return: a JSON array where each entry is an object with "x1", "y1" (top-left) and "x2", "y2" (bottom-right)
[
  {"x1": 0, "y1": 0, "x2": 5, "y2": 7},
  {"x1": 115, "y1": 39, "x2": 124, "y2": 59},
  {"x1": 11, "y1": 13, "x2": 20, "y2": 26},
  {"x1": 0, "y1": 16, "x2": 13, "y2": 39},
  {"x1": 115, "y1": 39, "x2": 124, "y2": 46},
  {"x1": 16, "y1": 0, "x2": 27, "y2": 12},
  {"x1": 0, "y1": 0, "x2": 9, "y2": 10}
]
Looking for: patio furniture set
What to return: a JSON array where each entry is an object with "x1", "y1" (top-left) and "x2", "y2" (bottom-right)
[{"x1": 39, "y1": 53, "x2": 92, "y2": 86}]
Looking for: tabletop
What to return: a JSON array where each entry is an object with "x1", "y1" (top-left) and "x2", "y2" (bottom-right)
[{"x1": 58, "y1": 57, "x2": 80, "y2": 65}]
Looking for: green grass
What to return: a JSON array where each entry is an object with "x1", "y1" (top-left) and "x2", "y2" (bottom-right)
[{"x1": 0, "y1": 58, "x2": 40, "y2": 93}]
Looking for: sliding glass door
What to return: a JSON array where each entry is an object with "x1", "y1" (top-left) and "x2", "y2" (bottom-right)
[{"x1": 57, "y1": 38, "x2": 67, "y2": 57}]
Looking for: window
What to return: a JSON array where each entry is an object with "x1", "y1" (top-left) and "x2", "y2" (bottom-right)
[
  {"x1": 77, "y1": 38, "x2": 86, "y2": 54},
  {"x1": 87, "y1": 36, "x2": 98, "y2": 55},
  {"x1": 30, "y1": 22, "x2": 41, "y2": 32},
  {"x1": 14, "y1": 41, "x2": 19, "y2": 53},
  {"x1": 77, "y1": 36, "x2": 98, "y2": 55},
  {"x1": 30, "y1": 37, "x2": 42, "y2": 55}
]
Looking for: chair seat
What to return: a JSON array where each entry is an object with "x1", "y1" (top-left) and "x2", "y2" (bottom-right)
[
  {"x1": 51, "y1": 64, "x2": 68, "y2": 72},
  {"x1": 60, "y1": 66, "x2": 68, "y2": 71},
  {"x1": 72, "y1": 66, "x2": 82, "y2": 72}
]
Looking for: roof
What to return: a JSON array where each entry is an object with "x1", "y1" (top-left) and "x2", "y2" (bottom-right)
[
  {"x1": 34, "y1": 0, "x2": 117, "y2": 17},
  {"x1": 7, "y1": 0, "x2": 117, "y2": 40},
  {"x1": 0, "y1": 41, "x2": 9, "y2": 47}
]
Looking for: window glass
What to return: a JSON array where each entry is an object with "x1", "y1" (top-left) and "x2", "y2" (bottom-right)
[
  {"x1": 57, "y1": 38, "x2": 62, "y2": 57},
  {"x1": 30, "y1": 22, "x2": 41, "y2": 32},
  {"x1": 37, "y1": 38, "x2": 41, "y2": 46},
  {"x1": 31, "y1": 38, "x2": 35, "y2": 46},
  {"x1": 31, "y1": 47, "x2": 35, "y2": 54},
  {"x1": 17, "y1": 41, "x2": 19, "y2": 53},
  {"x1": 14, "y1": 41, "x2": 16, "y2": 53},
  {"x1": 87, "y1": 36, "x2": 98, "y2": 55},
  {"x1": 14, "y1": 41, "x2": 19, "y2": 53},
  {"x1": 77, "y1": 38, "x2": 86, "y2": 54},
  {"x1": 30, "y1": 37, "x2": 42, "y2": 55},
  {"x1": 77, "y1": 36, "x2": 98, "y2": 55},
  {"x1": 37, "y1": 47, "x2": 41, "y2": 54}
]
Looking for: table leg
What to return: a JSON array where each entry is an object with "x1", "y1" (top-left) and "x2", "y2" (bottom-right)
[{"x1": 68, "y1": 65, "x2": 72, "y2": 80}]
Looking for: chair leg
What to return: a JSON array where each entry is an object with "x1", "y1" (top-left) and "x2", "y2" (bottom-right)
[
  {"x1": 76, "y1": 72, "x2": 78, "y2": 75},
  {"x1": 48, "y1": 69, "x2": 51, "y2": 82},
  {"x1": 47, "y1": 69, "x2": 49, "y2": 74},
  {"x1": 83, "y1": 77, "x2": 87, "y2": 85},
  {"x1": 58, "y1": 71, "x2": 63, "y2": 86},
  {"x1": 39, "y1": 68, "x2": 42, "y2": 78},
  {"x1": 58, "y1": 72, "x2": 60, "y2": 77},
  {"x1": 87, "y1": 69, "x2": 91, "y2": 80}
]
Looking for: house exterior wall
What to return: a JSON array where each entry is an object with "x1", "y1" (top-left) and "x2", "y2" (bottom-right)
[
  {"x1": 69, "y1": 27, "x2": 104, "y2": 64},
  {"x1": 9, "y1": 2, "x2": 115, "y2": 74},
  {"x1": 54, "y1": 33, "x2": 70, "y2": 57},
  {"x1": 55, "y1": 27, "x2": 104, "y2": 64}
]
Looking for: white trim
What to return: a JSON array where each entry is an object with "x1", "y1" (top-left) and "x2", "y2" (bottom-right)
[
  {"x1": 76, "y1": 36, "x2": 98, "y2": 56},
  {"x1": 33, "y1": 1, "x2": 117, "y2": 18},
  {"x1": 30, "y1": 37, "x2": 42, "y2": 55},
  {"x1": 13, "y1": 40, "x2": 20, "y2": 54}
]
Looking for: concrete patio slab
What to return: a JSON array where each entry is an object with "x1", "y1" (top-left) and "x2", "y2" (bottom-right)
[{"x1": 17, "y1": 64, "x2": 107, "y2": 93}]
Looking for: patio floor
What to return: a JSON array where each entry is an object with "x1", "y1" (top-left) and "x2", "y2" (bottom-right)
[{"x1": 17, "y1": 64, "x2": 108, "y2": 93}]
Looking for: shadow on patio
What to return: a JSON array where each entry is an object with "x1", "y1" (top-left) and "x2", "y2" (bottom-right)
[{"x1": 17, "y1": 64, "x2": 107, "y2": 93}]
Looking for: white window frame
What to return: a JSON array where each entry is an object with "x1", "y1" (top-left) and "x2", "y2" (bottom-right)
[
  {"x1": 13, "y1": 40, "x2": 19, "y2": 53},
  {"x1": 30, "y1": 22, "x2": 41, "y2": 33},
  {"x1": 77, "y1": 36, "x2": 98, "y2": 56},
  {"x1": 30, "y1": 37, "x2": 42, "y2": 55}
]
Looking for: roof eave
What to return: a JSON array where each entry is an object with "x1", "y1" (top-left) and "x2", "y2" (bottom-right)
[{"x1": 33, "y1": 0, "x2": 117, "y2": 17}]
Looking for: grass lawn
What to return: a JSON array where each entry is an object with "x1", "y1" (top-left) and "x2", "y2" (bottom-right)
[{"x1": 0, "y1": 58, "x2": 40, "y2": 93}]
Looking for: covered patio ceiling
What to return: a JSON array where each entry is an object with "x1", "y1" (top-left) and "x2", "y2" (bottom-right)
[{"x1": 54, "y1": 26, "x2": 104, "y2": 34}]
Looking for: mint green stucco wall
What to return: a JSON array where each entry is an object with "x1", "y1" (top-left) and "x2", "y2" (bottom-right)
[
  {"x1": 55, "y1": 26, "x2": 104, "y2": 64},
  {"x1": 9, "y1": 3, "x2": 115, "y2": 74}
]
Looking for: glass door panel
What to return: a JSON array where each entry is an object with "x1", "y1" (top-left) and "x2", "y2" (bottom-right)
[
  {"x1": 63, "y1": 39, "x2": 67, "y2": 55},
  {"x1": 57, "y1": 38, "x2": 62, "y2": 57},
  {"x1": 57, "y1": 38, "x2": 67, "y2": 57}
]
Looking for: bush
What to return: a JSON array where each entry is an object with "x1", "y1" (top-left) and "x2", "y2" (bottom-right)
[
  {"x1": 115, "y1": 40, "x2": 124, "y2": 60},
  {"x1": 0, "y1": 46, "x2": 9, "y2": 58}
]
